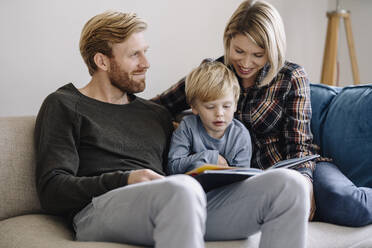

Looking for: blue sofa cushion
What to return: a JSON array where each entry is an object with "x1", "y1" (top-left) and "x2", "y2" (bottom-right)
[
  {"x1": 320, "y1": 85, "x2": 372, "y2": 188},
  {"x1": 310, "y1": 83, "x2": 341, "y2": 149}
]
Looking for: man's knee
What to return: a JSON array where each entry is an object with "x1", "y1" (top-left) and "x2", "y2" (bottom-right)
[
  {"x1": 265, "y1": 169, "x2": 310, "y2": 210},
  {"x1": 158, "y1": 175, "x2": 206, "y2": 208},
  {"x1": 268, "y1": 169, "x2": 309, "y2": 195}
]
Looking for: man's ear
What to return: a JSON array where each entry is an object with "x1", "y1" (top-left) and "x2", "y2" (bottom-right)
[{"x1": 93, "y1": 53, "x2": 110, "y2": 71}]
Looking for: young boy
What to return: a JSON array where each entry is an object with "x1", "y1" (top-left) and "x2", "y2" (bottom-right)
[{"x1": 168, "y1": 61, "x2": 252, "y2": 174}]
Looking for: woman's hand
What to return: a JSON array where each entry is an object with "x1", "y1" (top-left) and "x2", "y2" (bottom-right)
[
  {"x1": 304, "y1": 176, "x2": 316, "y2": 221},
  {"x1": 128, "y1": 169, "x2": 164, "y2": 185}
]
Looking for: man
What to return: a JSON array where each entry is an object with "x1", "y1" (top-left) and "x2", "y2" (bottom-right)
[
  {"x1": 35, "y1": 10, "x2": 310, "y2": 248},
  {"x1": 35, "y1": 11, "x2": 206, "y2": 248}
]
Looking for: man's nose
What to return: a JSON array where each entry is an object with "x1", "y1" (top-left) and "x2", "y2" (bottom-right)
[{"x1": 139, "y1": 54, "x2": 150, "y2": 69}]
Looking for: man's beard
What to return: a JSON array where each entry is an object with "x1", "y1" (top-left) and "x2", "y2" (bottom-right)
[{"x1": 108, "y1": 60, "x2": 146, "y2": 94}]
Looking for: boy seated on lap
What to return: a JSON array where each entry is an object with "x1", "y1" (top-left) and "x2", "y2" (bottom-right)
[{"x1": 168, "y1": 61, "x2": 252, "y2": 174}]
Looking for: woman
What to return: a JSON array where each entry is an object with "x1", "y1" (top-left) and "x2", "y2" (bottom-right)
[{"x1": 153, "y1": 0, "x2": 318, "y2": 219}]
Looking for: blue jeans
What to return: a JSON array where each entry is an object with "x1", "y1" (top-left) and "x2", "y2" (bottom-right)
[{"x1": 313, "y1": 162, "x2": 372, "y2": 227}]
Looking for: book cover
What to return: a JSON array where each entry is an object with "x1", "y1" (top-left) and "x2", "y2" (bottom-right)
[{"x1": 188, "y1": 154, "x2": 319, "y2": 192}]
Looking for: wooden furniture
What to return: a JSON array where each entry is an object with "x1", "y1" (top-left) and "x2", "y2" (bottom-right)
[{"x1": 321, "y1": 10, "x2": 360, "y2": 86}]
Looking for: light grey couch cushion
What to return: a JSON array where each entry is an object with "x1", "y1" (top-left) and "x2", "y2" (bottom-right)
[
  {"x1": 0, "y1": 214, "x2": 141, "y2": 248},
  {"x1": 1, "y1": 213, "x2": 372, "y2": 248},
  {"x1": 0, "y1": 214, "x2": 261, "y2": 248},
  {"x1": 307, "y1": 222, "x2": 372, "y2": 248},
  {"x1": 0, "y1": 116, "x2": 42, "y2": 221}
]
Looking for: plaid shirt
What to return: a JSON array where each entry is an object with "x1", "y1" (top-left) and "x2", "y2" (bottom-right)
[{"x1": 152, "y1": 57, "x2": 318, "y2": 179}]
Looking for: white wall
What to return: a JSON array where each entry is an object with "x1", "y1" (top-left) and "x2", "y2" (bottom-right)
[
  {"x1": 270, "y1": 0, "x2": 329, "y2": 86},
  {"x1": 328, "y1": 0, "x2": 372, "y2": 86},
  {"x1": 0, "y1": 0, "x2": 239, "y2": 116},
  {"x1": 0, "y1": 0, "x2": 369, "y2": 116}
]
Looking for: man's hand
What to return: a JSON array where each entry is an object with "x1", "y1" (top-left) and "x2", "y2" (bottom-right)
[
  {"x1": 217, "y1": 155, "x2": 229, "y2": 167},
  {"x1": 127, "y1": 169, "x2": 164, "y2": 185}
]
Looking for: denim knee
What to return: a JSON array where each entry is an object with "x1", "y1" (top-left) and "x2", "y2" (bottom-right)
[{"x1": 314, "y1": 162, "x2": 372, "y2": 227}]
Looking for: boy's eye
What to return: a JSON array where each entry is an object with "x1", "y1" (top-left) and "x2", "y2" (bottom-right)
[
  {"x1": 205, "y1": 105, "x2": 214, "y2": 109},
  {"x1": 223, "y1": 105, "x2": 231, "y2": 109}
]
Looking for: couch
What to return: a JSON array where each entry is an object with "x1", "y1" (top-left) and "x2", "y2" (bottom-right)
[{"x1": 1, "y1": 83, "x2": 372, "y2": 248}]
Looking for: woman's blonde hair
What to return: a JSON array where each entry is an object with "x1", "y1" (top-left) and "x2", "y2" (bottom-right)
[
  {"x1": 79, "y1": 11, "x2": 147, "y2": 75},
  {"x1": 185, "y1": 61, "x2": 240, "y2": 105},
  {"x1": 223, "y1": 0, "x2": 286, "y2": 86}
]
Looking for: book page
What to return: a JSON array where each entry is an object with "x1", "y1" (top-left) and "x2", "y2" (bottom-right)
[{"x1": 186, "y1": 164, "x2": 234, "y2": 176}]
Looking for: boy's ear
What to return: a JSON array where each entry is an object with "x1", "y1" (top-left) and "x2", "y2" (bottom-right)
[
  {"x1": 234, "y1": 102, "x2": 238, "y2": 112},
  {"x1": 191, "y1": 105, "x2": 199, "y2": 115}
]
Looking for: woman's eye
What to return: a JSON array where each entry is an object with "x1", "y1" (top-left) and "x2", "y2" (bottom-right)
[
  {"x1": 254, "y1": 53, "x2": 264, "y2": 58},
  {"x1": 235, "y1": 49, "x2": 244, "y2": 54}
]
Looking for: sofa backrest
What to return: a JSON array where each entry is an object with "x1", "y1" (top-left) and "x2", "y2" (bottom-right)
[
  {"x1": 0, "y1": 116, "x2": 43, "y2": 221},
  {"x1": 1, "y1": 86, "x2": 371, "y2": 219},
  {"x1": 310, "y1": 83, "x2": 341, "y2": 147},
  {"x1": 310, "y1": 83, "x2": 372, "y2": 188}
]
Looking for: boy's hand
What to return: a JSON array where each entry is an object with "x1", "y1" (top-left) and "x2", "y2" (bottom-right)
[
  {"x1": 172, "y1": 121, "x2": 180, "y2": 130},
  {"x1": 217, "y1": 155, "x2": 229, "y2": 166}
]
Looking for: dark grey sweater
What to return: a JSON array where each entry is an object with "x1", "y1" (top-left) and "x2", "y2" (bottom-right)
[{"x1": 34, "y1": 83, "x2": 173, "y2": 217}]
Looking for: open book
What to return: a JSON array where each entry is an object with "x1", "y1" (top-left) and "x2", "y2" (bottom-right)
[{"x1": 186, "y1": 154, "x2": 319, "y2": 192}]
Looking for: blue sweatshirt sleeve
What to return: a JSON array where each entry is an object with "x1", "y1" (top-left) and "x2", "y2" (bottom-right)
[
  {"x1": 168, "y1": 119, "x2": 218, "y2": 174},
  {"x1": 227, "y1": 120, "x2": 253, "y2": 168}
]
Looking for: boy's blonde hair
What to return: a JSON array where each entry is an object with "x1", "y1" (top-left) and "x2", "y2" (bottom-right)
[
  {"x1": 79, "y1": 11, "x2": 147, "y2": 76},
  {"x1": 223, "y1": 0, "x2": 286, "y2": 86},
  {"x1": 185, "y1": 61, "x2": 240, "y2": 105}
]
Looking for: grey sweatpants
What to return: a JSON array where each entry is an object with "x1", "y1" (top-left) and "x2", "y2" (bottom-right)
[{"x1": 73, "y1": 169, "x2": 309, "y2": 248}]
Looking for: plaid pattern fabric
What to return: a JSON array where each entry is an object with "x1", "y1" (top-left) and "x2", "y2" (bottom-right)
[{"x1": 152, "y1": 58, "x2": 318, "y2": 178}]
